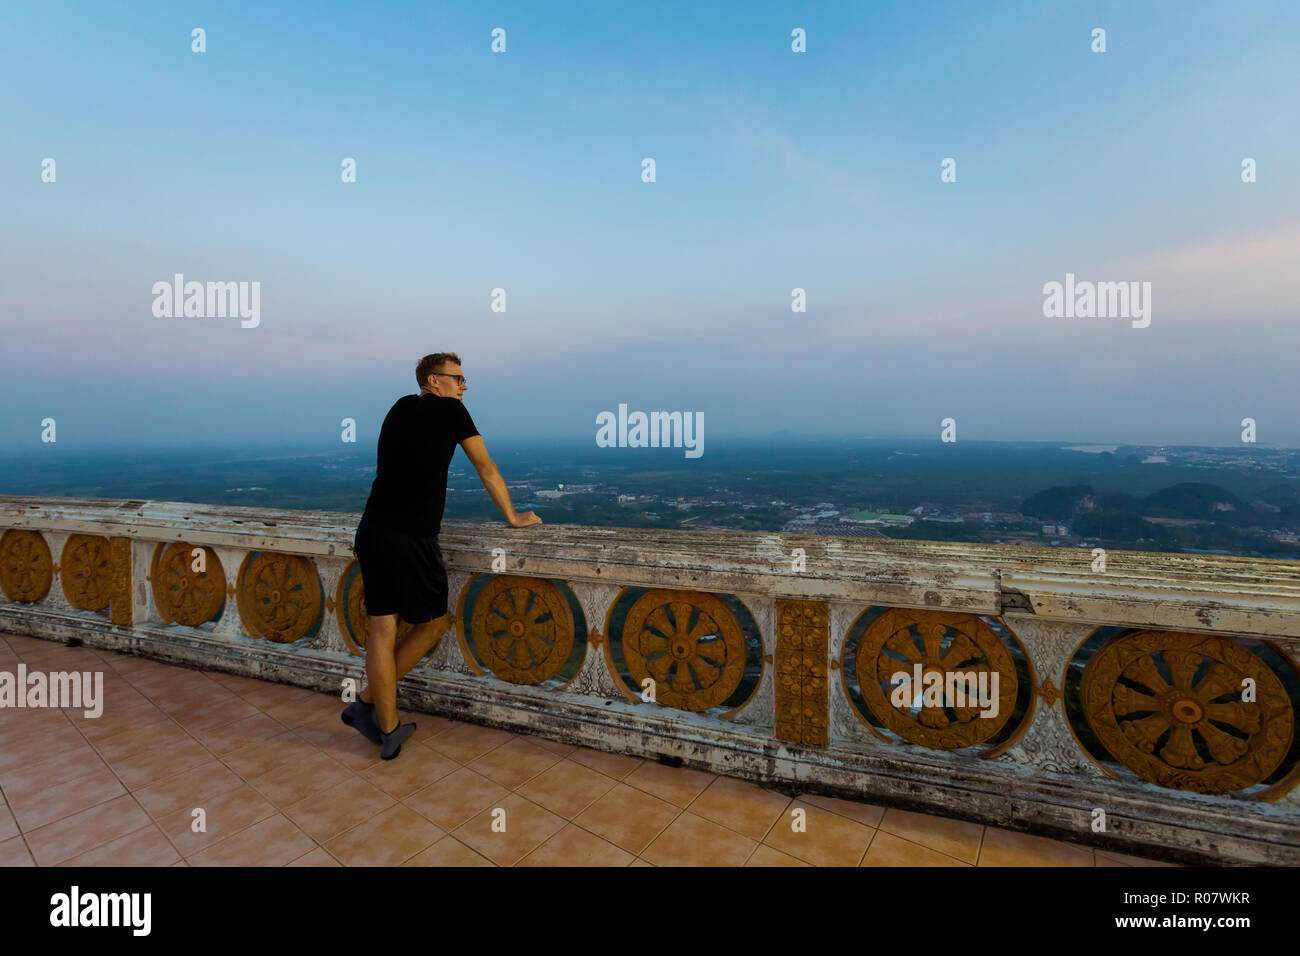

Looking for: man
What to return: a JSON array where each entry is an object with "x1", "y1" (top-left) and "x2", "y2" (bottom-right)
[{"x1": 343, "y1": 352, "x2": 542, "y2": 759}]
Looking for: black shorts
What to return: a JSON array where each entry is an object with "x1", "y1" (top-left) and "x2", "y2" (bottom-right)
[{"x1": 351, "y1": 515, "x2": 449, "y2": 623}]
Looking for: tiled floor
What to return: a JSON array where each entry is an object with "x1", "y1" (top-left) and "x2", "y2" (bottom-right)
[{"x1": 0, "y1": 632, "x2": 1176, "y2": 867}]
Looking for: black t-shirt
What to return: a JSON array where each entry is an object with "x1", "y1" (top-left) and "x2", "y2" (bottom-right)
[{"x1": 362, "y1": 393, "x2": 480, "y2": 538}]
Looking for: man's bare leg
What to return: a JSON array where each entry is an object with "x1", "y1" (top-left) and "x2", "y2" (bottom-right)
[
  {"x1": 363, "y1": 612, "x2": 401, "y2": 734},
  {"x1": 359, "y1": 612, "x2": 453, "y2": 722}
]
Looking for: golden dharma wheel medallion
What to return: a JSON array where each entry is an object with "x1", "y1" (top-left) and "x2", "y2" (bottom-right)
[
  {"x1": 622, "y1": 589, "x2": 746, "y2": 712},
  {"x1": 237, "y1": 553, "x2": 322, "y2": 643},
  {"x1": 854, "y1": 608, "x2": 1018, "y2": 750},
  {"x1": 61, "y1": 534, "x2": 114, "y2": 611},
  {"x1": 470, "y1": 575, "x2": 575, "y2": 685},
  {"x1": 1081, "y1": 631, "x2": 1293, "y2": 794},
  {"x1": 153, "y1": 543, "x2": 226, "y2": 627},
  {"x1": 0, "y1": 530, "x2": 54, "y2": 603}
]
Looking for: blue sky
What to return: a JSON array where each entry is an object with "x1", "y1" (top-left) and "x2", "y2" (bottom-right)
[{"x1": 2, "y1": 0, "x2": 1298, "y2": 451}]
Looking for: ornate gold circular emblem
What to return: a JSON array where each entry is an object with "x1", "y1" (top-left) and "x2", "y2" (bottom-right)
[
  {"x1": 622, "y1": 589, "x2": 746, "y2": 712},
  {"x1": 853, "y1": 608, "x2": 1018, "y2": 750},
  {"x1": 1081, "y1": 630, "x2": 1293, "y2": 794},
  {"x1": 152, "y1": 542, "x2": 225, "y2": 626},
  {"x1": 61, "y1": 534, "x2": 113, "y2": 611},
  {"x1": 470, "y1": 576, "x2": 575, "y2": 684},
  {"x1": 237, "y1": 553, "x2": 322, "y2": 643},
  {"x1": 0, "y1": 530, "x2": 53, "y2": 603}
]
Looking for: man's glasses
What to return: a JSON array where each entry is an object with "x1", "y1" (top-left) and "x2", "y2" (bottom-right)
[{"x1": 435, "y1": 372, "x2": 467, "y2": 386}]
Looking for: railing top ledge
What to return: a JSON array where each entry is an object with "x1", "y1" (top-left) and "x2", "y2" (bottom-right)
[{"x1": 3, "y1": 495, "x2": 1299, "y2": 636}]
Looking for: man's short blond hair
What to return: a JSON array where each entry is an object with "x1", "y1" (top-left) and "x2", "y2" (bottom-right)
[{"x1": 416, "y1": 352, "x2": 462, "y2": 388}]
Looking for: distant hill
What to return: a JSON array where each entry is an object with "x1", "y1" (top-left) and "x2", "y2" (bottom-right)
[
  {"x1": 1259, "y1": 483, "x2": 1300, "y2": 520},
  {"x1": 1020, "y1": 485, "x2": 1093, "y2": 521},
  {"x1": 1022, "y1": 481, "x2": 1258, "y2": 526},
  {"x1": 1144, "y1": 483, "x2": 1256, "y2": 522}
]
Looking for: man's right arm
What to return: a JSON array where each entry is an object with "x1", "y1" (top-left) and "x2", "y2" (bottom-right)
[{"x1": 460, "y1": 435, "x2": 542, "y2": 527}]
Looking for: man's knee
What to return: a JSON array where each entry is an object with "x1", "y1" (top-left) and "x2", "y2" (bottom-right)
[{"x1": 367, "y1": 614, "x2": 399, "y2": 646}]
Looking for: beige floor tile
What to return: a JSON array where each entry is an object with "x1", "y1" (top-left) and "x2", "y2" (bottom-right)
[
  {"x1": 467, "y1": 737, "x2": 563, "y2": 789},
  {"x1": 190, "y1": 712, "x2": 288, "y2": 756},
  {"x1": 572, "y1": 783, "x2": 679, "y2": 855},
  {"x1": 403, "y1": 836, "x2": 496, "y2": 867},
  {"x1": 629, "y1": 858, "x2": 653, "y2": 867},
  {"x1": 878, "y1": 807, "x2": 984, "y2": 864},
  {"x1": 0, "y1": 804, "x2": 17, "y2": 842},
  {"x1": 132, "y1": 760, "x2": 246, "y2": 819},
  {"x1": 92, "y1": 721, "x2": 191, "y2": 764},
  {"x1": 392, "y1": 712, "x2": 460, "y2": 738},
  {"x1": 262, "y1": 698, "x2": 328, "y2": 733},
  {"x1": 169, "y1": 696, "x2": 261, "y2": 733},
  {"x1": 403, "y1": 767, "x2": 511, "y2": 831},
  {"x1": 232, "y1": 682, "x2": 318, "y2": 712},
  {"x1": 0, "y1": 836, "x2": 34, "y2": 866},
  {"x1": 745, "y1": 844, "x2": 811, "y2": 866},
  {"x1": 296, "y1": 724, "x2": 385, "y2": 774},
  {"x1": 562, "y1": 746, "x2": 645, "y2": 780},
  {"x1": 283, "y1": 777, "x2": 396, "y2": 843},
  {"x1": 424, "y1": 722, "x2": 514, "y2": 764},
  {"x1": 519, "y1": 823, "x2": 636, "y2": 866},
  {"x1": 189, "y1": 813, "x2": 317, "y2": 866},
  {"x1": 24, "y1": 794, "x2": 153, "y2": 866},
  {"x1": 0, "y1": 742, "x2": 109, "y2": 797},
  {"x1": 73, "y1": 706, "x2": 170, "y2": 743},
  {"x1": 287, "y1": 847, "x2": 341, "y2": 866},
  {"x1": 155, "y1": 783, "x2": 279, "y2": 856},
  {"x1": 221, "y1": 730, "x2": 318, "y2": 780},
  {"x1": 764, "y1": 803, "x2": 874, "y2": 866},
  {"x1": 59, "y1": 822, "x2": 181, "y2": 866},
  {"x1": 453, "y1": 793, "x2": 566, "y2": 866},
  {"x1": 245, "y1": 750, "x2": 354, "y2": 810},
  {"x1": 106, "y1": 735, "x2": 215, "y2": 790},
  {"x1": 361, "y1": 740, "x2": 459, "y2": 799},
  {"x1": 797, "y1": 792, "x2": 887, "y2": 828},
  {"x1": 522, "y1": 734, "x2": 579, "y2": 758},
  {"x1": 208, "y1": 673, "x2": 273, "y2": 695},
  {"x1": 686, "y1": 776, "x2": 792, "y2": 841},
  {"x1": 158, "y1": 686, "x2": 245, "y2": 717},
  {"x1": 0, "y1": 724, "x2": 89, "y2": 772},
  {"x1": 133, "y1": 675, "x2": 225, "y2": 704},
  {"x1": 8, "y1": 763, "x2": 126, "y2": 832},
  {"x1": 978, "y1": 827, "x2": 1094, "y2": 866},
  {"x1": 325, "y1": 803, "x2": 445, "y2": 866},
  {"x1": 0, "y1": 705, "x2": 74, "y2": 739},
  {"x1": 862, "y1": 830, "x2": 972, "y2": 866},
  {"x1": 642, "y1": 811, "x2": 757, "y2": 866},
  {"x1": 624, "y1": 760, "x2": 716, "y2": 807},
  {"x1": 516, "y1": 758, "x2": 619, "y2": 819}
]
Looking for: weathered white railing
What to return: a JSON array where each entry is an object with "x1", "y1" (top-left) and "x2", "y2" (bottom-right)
[{"x1": 2, "y1": 495, "x2": 1298, "y2": 864}]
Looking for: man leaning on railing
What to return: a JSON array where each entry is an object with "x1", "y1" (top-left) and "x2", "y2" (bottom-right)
[{"x1": 342, "y1": 352, "x2": 541, "y2": 759}]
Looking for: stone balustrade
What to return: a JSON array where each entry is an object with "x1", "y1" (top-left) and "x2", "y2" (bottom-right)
[{"x1": 1, "y1": 495, "x2": 1298, "y2": 864}]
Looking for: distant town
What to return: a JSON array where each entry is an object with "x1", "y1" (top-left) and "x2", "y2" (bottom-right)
[{"x1": 2, "y1": 437, "x2": 1296, "y2": 559}]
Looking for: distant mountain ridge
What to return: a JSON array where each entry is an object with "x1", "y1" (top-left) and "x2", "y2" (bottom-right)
[{"x1": 1021, "y1": 482, "x2": 1261, "y2": 525}]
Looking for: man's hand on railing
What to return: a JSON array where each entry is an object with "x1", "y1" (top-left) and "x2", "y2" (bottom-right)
[{"x1": 507, "y1": 511, "x2": 542, "y2": 528}]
